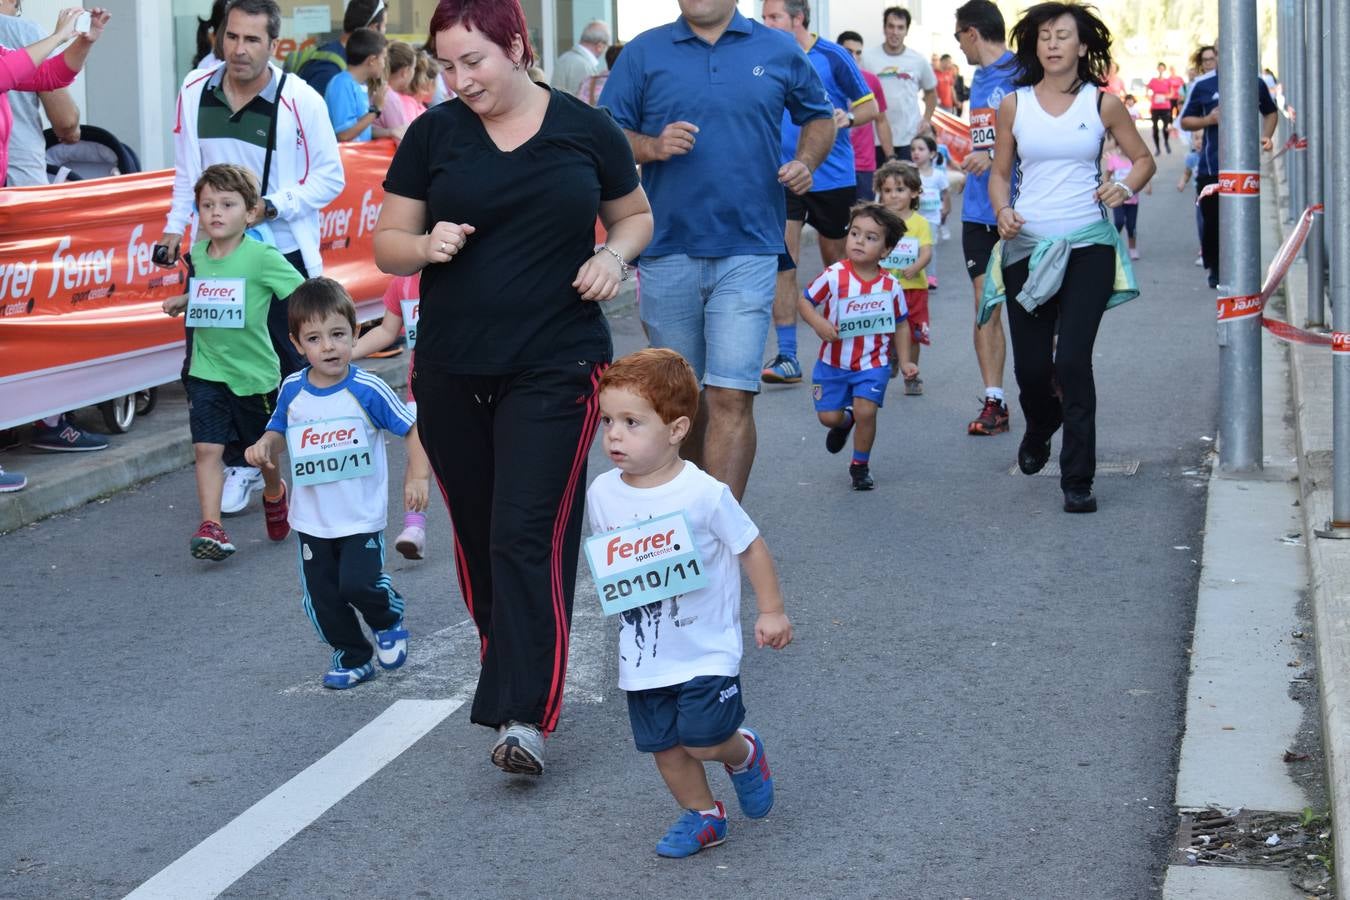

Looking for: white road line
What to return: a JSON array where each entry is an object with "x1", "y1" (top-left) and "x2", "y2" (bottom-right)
[{"x1": 124, "y1": 697, "x2": 465, "y2": 900}]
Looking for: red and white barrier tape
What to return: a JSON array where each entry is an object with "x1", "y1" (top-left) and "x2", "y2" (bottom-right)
[
  {"x1": 1270, "y1": 133, "x2": 1308, "y2": 161},
  {"x1": 1215, "y1": 204, "x2": 1329, "y2": 345}
]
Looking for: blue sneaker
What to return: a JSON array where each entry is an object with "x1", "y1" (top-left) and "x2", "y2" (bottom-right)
[
  {"x1": 0, "y1": 465, "x2": 27, "y2": 492},
  {"x1": 29, "y1": 416, "x2": 108, "y2": 452},
  {"x1": 322, "y1": 661, "x2": 375, "y2": 690},
  {"x1": 655, "y1": 802, "x2": 727, "y2": 858},
  {"x1": 724, "y1": 727, "x2": 774, "y2": 818},
  {"x1": 374, "y1": 619, "x2": 408, "y2": 670},
  {"x1": 760, "y1": 354, "x2": 802, "y2": 384}
]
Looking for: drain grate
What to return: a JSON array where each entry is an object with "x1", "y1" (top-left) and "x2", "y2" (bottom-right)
[{"x1": 1007, "y1": 459, "x2": 1140, "y2": 477}]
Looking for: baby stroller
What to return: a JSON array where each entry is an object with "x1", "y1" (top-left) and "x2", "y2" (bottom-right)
[{"x1": 43, "y1": 125, "x2": 141, "y2": 182}]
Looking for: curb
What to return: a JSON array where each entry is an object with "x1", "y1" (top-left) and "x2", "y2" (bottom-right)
[
  {"x1": 1270, "y1": 160, "x2": 1350, "y2": 899},
  {"x1": 0, "y1": 281, "x2": 638, "y2": 535}
]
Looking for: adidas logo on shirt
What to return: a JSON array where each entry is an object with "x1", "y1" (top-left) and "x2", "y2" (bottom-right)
[{"x1": 1078, "y1": 122, "x2": 1089, "y2": 130}]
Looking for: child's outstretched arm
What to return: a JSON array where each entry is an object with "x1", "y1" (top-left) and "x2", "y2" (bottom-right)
[
  {"x1": 403, "y1": 424, "x2": 430, "y2": 513},
  {"x1": 244, "y1": 431, "x2": 285, "y2": 472},
  {"x1": 798, "y1": 295, "x2": 838, "y2": 344},
  {"x1": 352, "y1": 309, "x2": 405, "y2": 360},
  {"x1": 740, "y1": 536, "x2": 792, "y2": 650}
]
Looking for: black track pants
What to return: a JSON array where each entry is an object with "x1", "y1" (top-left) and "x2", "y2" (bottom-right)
[
  {"x1": 298, "y1": 530, "x2": 404, "y2": 670},
  {"x1": 413, "y1": 361, "x2": 604, "y2": 734},
  {"x1": 1003, "y1": 243, "x2": 1116, "y2": 492}
]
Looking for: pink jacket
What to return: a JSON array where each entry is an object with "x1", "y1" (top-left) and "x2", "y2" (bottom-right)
[{"x1": 0, "y1": 45, "x2": 77, "y2": 183}]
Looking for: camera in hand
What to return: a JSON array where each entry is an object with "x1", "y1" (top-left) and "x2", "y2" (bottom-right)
[{"x1": 152, "y1": 244, "x2": 175, "y2": 267}]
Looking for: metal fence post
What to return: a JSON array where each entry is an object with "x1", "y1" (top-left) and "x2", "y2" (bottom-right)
[
  {"x1": 1279, "y1": 0, "x2": 1296, "y2": 223},
  {"x1": 1305, "y1": 0, "x2": 1327, "y2": 328},
  {"x1": 1326, "y1": 0, "x2": 1350, "y2": 527},
  {"x1": 1217, "y1": 0, "x2": 1262, "y2": 471},
  {"x1": 1289, "y1": 0, "x2": 1306, "y2": 221}
]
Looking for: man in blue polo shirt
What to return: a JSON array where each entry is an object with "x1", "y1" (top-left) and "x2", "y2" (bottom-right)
[
  {"x1": 1179, "y1": 48, "x2": 1278, "y2": 289},
  {"x1": 600, "y1": 0, "x2": 834, "y2": 500},
  {"x1": 760, "y1": 0, "x2": 879, "y2": 385}
]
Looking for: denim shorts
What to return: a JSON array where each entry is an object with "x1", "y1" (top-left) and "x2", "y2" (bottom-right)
[
  {"x1": 626, "y1": 675, "x2": 746, "y2": 752},
  {"x1": 638, "y1": 254, "x2": 777, "y2": 393}
]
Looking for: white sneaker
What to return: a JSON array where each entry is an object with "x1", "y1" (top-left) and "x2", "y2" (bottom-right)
[
  {"x1": 1194, "y1": 255, "x2": 1204, "y2": 267},
  {"x1": 395, "y1": 524, "x2": 426, "y2": 560},
  {"x1": 940, "y1": 225, "x2": 952, "y2": 241},
  {"x1": 1129, "y1": 248, "x2": 1140, "y2": 260},
  {"x1": 491, "y1": 721, "x2": 544, "y2": 775},
  {"x1": 221, "y1": 466, "x2": 263, "y2": 515}
]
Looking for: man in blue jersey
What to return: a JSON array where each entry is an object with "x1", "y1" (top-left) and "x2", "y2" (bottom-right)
[
  {"x1": 600, "y1": 0, "x2": 834, "y2": 499},
  {"x1": 955, "y1": 0, "x2": 1018, "y2": 436},
  {"x1": 760, "y1": 0, "x2": 880, "y2": 384},
  {"x1": 1178, "y1": 45, "x2": 1278, "y2": 289}
]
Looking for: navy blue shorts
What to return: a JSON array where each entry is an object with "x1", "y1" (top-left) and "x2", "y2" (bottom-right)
[
  {"x1": 626, "y1": 675, "x2": 746, "y2": 752},
  {"x1": 184, "y1": 375, "x2": 275, "y2": 447}
]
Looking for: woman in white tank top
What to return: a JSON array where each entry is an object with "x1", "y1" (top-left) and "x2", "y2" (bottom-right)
[{"x1": 986, "y1": 2, "x2": 1155, "y2": 514}]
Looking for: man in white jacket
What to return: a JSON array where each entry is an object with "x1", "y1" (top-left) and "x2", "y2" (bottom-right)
[{"x1": 158, "y1": 0, "x2": 344, "y2": 515}]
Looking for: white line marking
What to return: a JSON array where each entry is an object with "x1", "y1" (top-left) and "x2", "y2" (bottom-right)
[{"x1": 124, "y1": 697, "x2": 465, "y2": 900}]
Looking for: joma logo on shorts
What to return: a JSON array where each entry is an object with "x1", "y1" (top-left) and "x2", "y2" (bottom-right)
[{"x1": 718, "y1": 685, "x2": 739, "y2": 703}]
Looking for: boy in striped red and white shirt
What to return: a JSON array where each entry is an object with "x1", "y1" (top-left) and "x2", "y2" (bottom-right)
[{"x1": 798, "y1": 203, "x2": 918, "y2": 491}]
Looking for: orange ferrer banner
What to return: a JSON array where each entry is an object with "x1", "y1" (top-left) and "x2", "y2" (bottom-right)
[{"x1": 0, "y1": 141, "x2": 396, "y2": 428}]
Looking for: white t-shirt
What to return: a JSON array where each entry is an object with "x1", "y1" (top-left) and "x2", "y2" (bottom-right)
[
  {"x1": 585, "y1": 461, "x2": 760, "y2": 692},
  {"x1": 918, "y1": 165, "x2": 949, "y2": 229},
  {"x1": 267, "y1": 365, "x2": 416, "y2": 539},
  {"x1": 862, "y1": 45, "x2": 937, "y2": 146}
]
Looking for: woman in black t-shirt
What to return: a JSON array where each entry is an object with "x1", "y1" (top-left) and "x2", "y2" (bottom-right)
[{"x1": 374, "y1": 0, "x2": 651, "y2": 777}]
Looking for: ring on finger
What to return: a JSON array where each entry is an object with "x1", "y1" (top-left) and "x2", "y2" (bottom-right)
[{"x1": 439, "y1": 241, "x2": 447, "y2": 252}]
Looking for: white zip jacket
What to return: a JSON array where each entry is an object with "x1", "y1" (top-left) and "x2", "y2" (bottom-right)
[{"x1": 168, "y1": 62, "x2": 344, "y2": 276}]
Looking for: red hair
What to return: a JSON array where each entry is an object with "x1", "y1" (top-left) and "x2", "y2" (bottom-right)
[
  {"x1": 428, "y1": 0, "x2": 535, "y2": 69},
  {"x1": 599, "y1": 349, "x2": 700, "y2": 426}
]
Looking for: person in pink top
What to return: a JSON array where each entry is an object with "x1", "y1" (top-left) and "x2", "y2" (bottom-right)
[
  {"x1": 0, "y1": 6, "x2": 109, "y2": 182},
  {"x1": 1146, "y1": 62, "x2": 1174, "y2": 154},
  {"x1": 837, "y1": 30, "x2": 893, "y2": 201},
  {"x1": 374, "y1": 41, "x2": 427, "y2": 141},
  {"x1": 351, "y1": 273, "x2": 433, "y2": 559}
]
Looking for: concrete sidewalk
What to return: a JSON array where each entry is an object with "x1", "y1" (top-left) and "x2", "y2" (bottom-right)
[
  {"x1": 1269, "y1": 163, "x2": 1350, "y2": 899},
  {"x1": 0, "y1": 281, "x2": 638, "y2": 535}
]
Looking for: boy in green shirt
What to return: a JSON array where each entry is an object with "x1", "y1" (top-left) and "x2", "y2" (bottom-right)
[{"x1": 163, "y1": 163, "x2": 304, "y2": 560}]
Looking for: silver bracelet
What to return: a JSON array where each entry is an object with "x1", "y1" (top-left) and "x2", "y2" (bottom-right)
[
  {"x1": 599, "y1": 243, "x2": 631, "y2": 282},
  {"x1": 1117, "y1": 182, "x2": 1134, "y2": 201}
]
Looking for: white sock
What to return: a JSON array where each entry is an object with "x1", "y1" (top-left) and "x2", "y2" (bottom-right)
[
  {"x1": 985, "y1": 387, "x2": 1005, "y2": 403},
  {"x1": 698, "y1": 805, "x2": 723, "y2": 818},
  {"x1": 41, "y1": 415, "x2": 61, "y2": 427},
  {"x1": 729, "y1": 735, "x2": 755, "y2": 772}
]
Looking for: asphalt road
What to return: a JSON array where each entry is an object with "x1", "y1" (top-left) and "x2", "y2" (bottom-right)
[{"x1": 4, "y1": 149, "x2": 1218, "y2": 900}]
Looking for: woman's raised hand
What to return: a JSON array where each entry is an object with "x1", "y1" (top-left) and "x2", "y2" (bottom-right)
[{"x1": 424, "y1": 221, "x2": 475, "y2": 264}]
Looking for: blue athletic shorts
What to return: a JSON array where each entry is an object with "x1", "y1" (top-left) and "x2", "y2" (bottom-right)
[
  {"x1": 626, "y1": 674, "x2": 746, "y2": 752},
  {"x1": 811, "y1": 361, "x2": 891, "y2": 412},
  {"x1": 184, "y1": 375, "x2": 275, "y2": 447}
]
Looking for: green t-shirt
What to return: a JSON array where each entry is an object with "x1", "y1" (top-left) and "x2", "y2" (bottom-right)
[{"x1": 188, "y1": 236, "x2": 304, "y2": 397}]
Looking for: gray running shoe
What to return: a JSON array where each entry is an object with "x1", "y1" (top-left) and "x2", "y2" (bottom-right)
[{"x1": 491, "y1": 721, "x2": 544, "y2": 775}]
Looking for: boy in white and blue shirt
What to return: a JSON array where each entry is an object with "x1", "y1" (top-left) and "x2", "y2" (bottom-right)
[{"x1": 246, "y1": 278, "x2": 419, "y2": 689}]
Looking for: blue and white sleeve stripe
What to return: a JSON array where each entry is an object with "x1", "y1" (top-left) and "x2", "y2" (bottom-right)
[{"x1": 351, "y1": 370, "x2": 416, "y2": 436}]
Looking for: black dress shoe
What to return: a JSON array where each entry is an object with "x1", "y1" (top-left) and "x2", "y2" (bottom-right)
[
  {"x1": 1018, "y1": 435, "x2": 1052, "y2": 475},
  {"x1": 1063, "y1": 489, "x2": 1098, "y2": 513}
]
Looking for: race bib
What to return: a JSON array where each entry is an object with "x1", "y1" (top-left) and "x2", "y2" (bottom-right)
[
  {"x1": 185, "y1": 278, "x2": 245, "y2": 329},
  {"x1": 584, "y1": 511, "x2": 709, "y2": 616},
  {"x1": 919, "y1": 192, "x2": 942, "y2": 215},
  {"x1": 970, "y1": 107, "x2": 996, "y2": 151},
  {"x1": 285, "y1": 417, "x2": 374, "y2": 486},
  {"x1": 882, "y1": 237, "x2": 921, "y2": 271},
  {"x1": 399, "y1": 298, "x2": 420, "y2": 349},
  {"x1": 836, "y1": 291, "x2": 897, "y2": 339}
]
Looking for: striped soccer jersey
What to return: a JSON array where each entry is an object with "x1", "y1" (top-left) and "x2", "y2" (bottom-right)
[{"x1": 803, "y1": 260, "x2": 909, "y2": 372}]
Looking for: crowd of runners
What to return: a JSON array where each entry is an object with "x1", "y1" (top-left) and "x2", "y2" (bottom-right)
[{"x1": 5, "y1": 0, "x2": 1278, "y2": 862}]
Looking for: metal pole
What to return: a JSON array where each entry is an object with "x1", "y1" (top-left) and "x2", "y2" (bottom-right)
[
  {"x1": 1217, "y1": 0, "x2": 1263, "y2": 471},
  {"x1": 1329, "y1": 0, "x2": 1350, "y2": 526},
  {"x1": 1289, "y1": 0, "x2": 1306, "y2": 221},
  {"x1": 1306, "y1": 0, "x2": 1327, "y2": 328},
  {"x1": 1279, "y1": 0, "x2": 1296, "y2": 223}
]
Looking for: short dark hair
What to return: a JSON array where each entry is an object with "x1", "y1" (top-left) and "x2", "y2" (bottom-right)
[
  {"x1": 194, "y1": 163, "x2": 261, "y2": 209},
  {"x1": 939, "y1": 53, "x2": 952, "y2": 61},
  {"x1": 343, "y1": 0, "x2": 386, "y2": 34},
  {"x1": 955, "y1": 0, "x2": 1006, "y2": 44},
  {"x1": 883, "y1": 6, "x2": 911, "y2": 28},
  {"x1": 1009, "y1": 2, "x2": 1113, "y2": 90},
  {"x1": 346, "y1": 27, "x2": 387, "y2": 65},
  {"x1": 287, "y1": 277, "x2": 358, "y2": 337},
  {"x1": 850, "y1": 202, "x2": 907, "y2": 249},
  {"x1": 836, "y1": 30, "x2": 863, "y2": 46},
  {"x1": 223, "y1": 0, "x2": 281, "y2": 41}
]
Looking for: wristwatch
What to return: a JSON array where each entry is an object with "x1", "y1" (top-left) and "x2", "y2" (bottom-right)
[
  {"x1": 263, "y1": 198, "x2": 278, "y2": 221},
  {"x1": 368, "y1": 105, "x2": 382, "y2": 116},
  {"x1": 846, "y1": 111, "x2": 856, "y2": 126}
]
